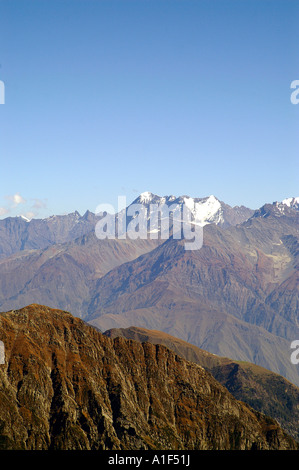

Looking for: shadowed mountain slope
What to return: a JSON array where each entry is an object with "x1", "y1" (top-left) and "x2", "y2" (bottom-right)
[{"x1": 0, "y1": 233, "x2": 160, "y2": 317}]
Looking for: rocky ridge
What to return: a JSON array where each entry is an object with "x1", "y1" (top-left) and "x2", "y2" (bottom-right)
[
  {"x1": 0, "y1": 304, "x2": 297, "y2": 450},
  {"x1": 105, "y1": 326, "x2": 299, "y2": 441}
]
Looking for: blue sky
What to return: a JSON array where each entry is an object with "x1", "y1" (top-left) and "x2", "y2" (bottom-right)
[{"x1": 0, "y1": 0, "x2": 298, "y2": 219}]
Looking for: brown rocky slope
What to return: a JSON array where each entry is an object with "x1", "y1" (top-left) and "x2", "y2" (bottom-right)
[
  {"x1": 0, "y1": 304, "x2": 297, "y2": 450},
  {"x1": 105, "y1": 326, "x2": 299, "y2": 441}
]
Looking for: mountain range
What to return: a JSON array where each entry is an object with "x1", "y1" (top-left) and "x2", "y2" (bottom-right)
[
  {"x1": 0, "y1": 193, "x2": 252, "y2": 316},
  {"x1": 0, "y1": 193, "x2": 298, "y2": 388},
  {"x1": 0, "y1": 192, "x2": 254, "y2": 259},
  {"x1": 0, "y1": 209, "x2": 97, "y2": 260},
  {"x1": 87, "y1": 195, "x2": 299, "y2": 386}
]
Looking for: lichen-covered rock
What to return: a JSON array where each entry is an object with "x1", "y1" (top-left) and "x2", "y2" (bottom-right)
[{"x1": 0, "y1": 305, "x2": 297, "y2": 450}]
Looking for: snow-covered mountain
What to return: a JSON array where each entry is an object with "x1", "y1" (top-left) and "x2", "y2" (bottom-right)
[
  {"x1": 251, "y1": 197, "x2": 299, "y2": 220},
  {"x1": 275, "y1": 197, "x2": 299, "y2": 213},
  {"x1": 130, "y1": 191, "x2": 254, "y2": 229}
]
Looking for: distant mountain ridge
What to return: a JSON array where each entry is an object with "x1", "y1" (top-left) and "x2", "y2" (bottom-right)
[
  {"x1": 0, "y1": 210, "x2": 97, "y2": 259},
  {"x1": 0, "y1": 192, "x2": 255, "y2": 260},
  {"x1": 1, "y1": 193, "x2": 297, "y2": 260}
]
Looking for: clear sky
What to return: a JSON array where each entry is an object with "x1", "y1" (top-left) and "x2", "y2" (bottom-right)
[{"x1": 0, "y1": 0, "x2": 298, "y2": 219}]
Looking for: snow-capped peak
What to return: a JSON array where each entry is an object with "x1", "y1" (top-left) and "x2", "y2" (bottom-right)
[
  {"x1": 281, "y1": 197, "x2": 299, "y2": 208},
  {"x1": 275, "y1": 197, "x2": 299, "y2": 213},
  {"x1": 132, "y1": 192, "x2": 224, "y2": 227},
  {"x1": 193, "y1": 195, "x2": 223, "y2": 226},
  {"x1": 139, "y1": 191, "x2": 154, "y2": 203}
]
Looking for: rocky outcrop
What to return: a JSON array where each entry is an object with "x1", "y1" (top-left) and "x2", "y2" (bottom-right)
[
  {"x1": 0, "y1": 305, "x2": 297, "y2": 450},
  {"x1": 105, "y1": 326, "x2": 299, "y2": 441}
]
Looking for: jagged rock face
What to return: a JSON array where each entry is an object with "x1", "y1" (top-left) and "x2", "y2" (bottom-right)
[
  {"x1": 0, "y1": 305, "x2": 297, "y2": 450},
  {"x1": 105, "y1": 326, "x2": 299, "y2": 442}
]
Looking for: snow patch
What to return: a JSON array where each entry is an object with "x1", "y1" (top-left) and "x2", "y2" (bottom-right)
[
  {"x1": 193, "y1": 195, "x2": 223, "y2": 226},
  {"x1": 135, "y1": 192, "x2": 225, "y2": 227},
  {"x1": 139, "y1": 191, "x2": 154, "y2": 203},
  {"x1": 282, "y1": 197, "x2": 299, "y2": 207},
  {"x1": 18, "y1": 215, "x2": 31, "y2": 222}
]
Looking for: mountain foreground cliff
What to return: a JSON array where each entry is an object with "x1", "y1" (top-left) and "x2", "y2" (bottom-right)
[
  {"x1": 0, "y1": 304, "x2": 297, "y2": 450},
  {"x1": 105, "y1": 326, "x2": 299, "y2": 442}
]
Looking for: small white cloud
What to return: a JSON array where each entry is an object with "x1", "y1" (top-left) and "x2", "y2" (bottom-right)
[
  {"x1": 6, "y1": 193, "x2": 26, "y2": 206},
  {"x1": 1, "y1": 194, "x2": 48, "y2": 219},
  {"x1": 13, "y1": 193, "x2": 26, "y2": 205}
]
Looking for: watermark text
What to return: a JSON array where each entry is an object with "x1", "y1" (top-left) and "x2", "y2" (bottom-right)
[
  {"x1": 95, "y1": 196, "x2": 203, "y2": 251},
  {"x1": 290, "y1": 340, "x2": 299, "y2": 365},
  {"x1": 0, "y1": 340, "x2": 5, "y2": 364},
  {"x1": 0, "y1": 80, "x2": 5, "y2": 104},
  {"x1": 290, "y1": 80, "x2": 299, "y2": 105}
]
